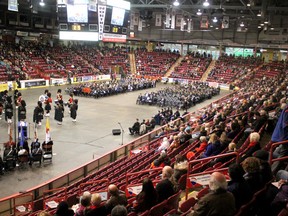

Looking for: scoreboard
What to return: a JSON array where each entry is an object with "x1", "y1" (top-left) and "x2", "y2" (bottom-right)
[{"x1": 57, "y1": 0, "x2": 130, "y2": 42}]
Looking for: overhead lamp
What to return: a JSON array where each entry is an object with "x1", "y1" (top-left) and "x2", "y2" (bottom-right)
[
  {"x1": 257, "y1": 11, "x2": 261, "y2": 17},
  {"x1": 210, "y1": 25, "x2": 213, "y2": 28},
  {"x1": 215, "y1": 27, "x2": 219, "y2": 30},
  {"x1": 247, "y1": 3, "x2": 251, "y2": 7},
  {"x1": 173, "y1": 0, "x2": 180, "y2": 6},
  {"x1": 39, "y1": 0, "x2": 45, "y2": 6},
  {"x1": 260, "y1": 23, "x2": 264, "y2": 26},
  {"x1": 196, "y1": 9, "x2": 202, "y2": 16},
  {"x1": 264, "y1": 20, "x2": 269, "y2": 24},
  {"x1": 203, "y1": 0, "x2": 209, "y2": 7},
  {"x1": 258, "y1": 26, "x2": 261, "y2": 28},
  {"x1": 270, "y1": 27, "x2": 274, "y2": 30},
  {"x1": 212, "y1": 17, "x2": 218, "y2": 23},
  {"x1": 240, "y1": 22, "x2": 244, "y2": 27}
]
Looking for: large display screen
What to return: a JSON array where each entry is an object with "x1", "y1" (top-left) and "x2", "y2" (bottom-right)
[
  {"x1": 67, "y1": 4, "x2": 88, "y2": 23},
  {"x1": 111, "y1": 7, "x2": 125, "y2": 26}
]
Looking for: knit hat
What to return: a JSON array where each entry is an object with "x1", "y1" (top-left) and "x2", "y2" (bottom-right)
[{"x1": 253, "y1": 150, "x2": 269, "y2": 161}]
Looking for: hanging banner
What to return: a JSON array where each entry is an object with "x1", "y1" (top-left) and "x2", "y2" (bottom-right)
[
  {"x1": 187, "y1": 19, "x2": 192, "y2": 32},
  {"x1": 155, "y1": 14, "x2": 162, "y2": 27},
  {"x1": 200, "y1": 16, "x2": 208, "y2": 28},
  {"x1": 176, "y1": 15, "x2": 182, "y2": 27},
  {"x1": 180, "y1": 18, "x2": 185, "y2": 31},
  {"x1": 134, "y1": 13, "x2": 139, "y2": 26},
  {"x1": 171, "y1": 12, "x2": 176, "y2": 29},
  {"x1": 8, "y1": 0, "x2": 18, "y2": 12},
  {"x1": 88, "y1": 0, "x2": 97, "y2": 12},
  {"x1": 98, "y1": 5, "x2": 106, "y2": 40},
  {"x1": 222, "y1": 16, "x2": 229, "y2": 29},
  {"x1": 165, "y1": 13, "x2": 170, "y2": 28},
  {"x1": 130, "y1": 13, "x2": 134, "y2": 30},
  {"x1": 138, "y1": 20, "x2": 143, "y2": 31}
]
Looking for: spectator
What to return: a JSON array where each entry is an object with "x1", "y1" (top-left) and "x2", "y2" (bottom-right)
[
  {"x1": 85, "y1": 193, "x2": 107, "y2": 216},
  {"x1": 210, "y1": 142, "x2": 237, "y2": 166},
  {"x1": 227, "y1": 163, "x2": 252, "y2": 209},
  {"x1": 105, "y1": 184, "x2": 127, "y2": 213},
  {"x1": 38, "y1": 211, "x2": 52, "y2": 216},
  {"x1": 156, "y1": 166, "x2": 176, "y2": 203},
  {"x1": 157, "y1": 137, "x2": 170, "y2": 152},
  {"x1": 173, "y1": 154, "x2": 188, "y2": 182},
  {"x1": 54, "y1": 201, "x2": 74, "y2": 216},
  {"x1": 253, "y1": 149, "x2": 273, "y2": 184},
  {"x1": 192, "y1": 172, "x2": 236, "y2": 216},
  {"x1": 133, "y1": 178, "x2": 158, "y2": 213},
  {"x1": 201, "y1": 134, "x2": 221, "y2": 158},
  {"x1": 241, "y1": 132, "x2": 261, "y2": 161},
  {"x1": 129, "y1": 119, "x2": 140, "y2": 135},
  {"x1": 75, "y1": 191, "x2": 91, "y2": 216},
  {"x1": 111, "y1": 205, "x2": 127, "y2": 216},
  {"x1": 242, "y1": 157, "x2": 264, "y2": 194},
  {"x1": 195, "y1": 136, "x2": 208, "y2": 154},
  {"x1": 150, "y1": 151, "x2": 170, "y2": 169},
  {"x1": 169, "y1": 136, "x2": 180, "y2": 151}
]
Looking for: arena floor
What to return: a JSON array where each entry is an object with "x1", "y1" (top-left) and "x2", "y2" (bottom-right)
[{"x1": 0, "y1": 82, "x2": 229, "y2": 198}]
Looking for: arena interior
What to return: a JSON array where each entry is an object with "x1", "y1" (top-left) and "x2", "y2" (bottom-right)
[{"x1": 0, "y1": 0, "x2": 288, "y2": 216}]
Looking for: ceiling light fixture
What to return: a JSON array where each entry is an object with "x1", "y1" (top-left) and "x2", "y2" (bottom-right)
[
  {"x1": 247, "y1": 3, "x2": 251, "y2": 7},
  {"x1": 264, "y1": 20, "x2": 269, "y2": 24},
  {"x1": 258, "y1": 26, "x2": 261, "y2": 28},
  {"x1": 196, "y1": 9, "x2": 202, "y2": 16},
  {"x1": 215, "y1": 27, "x2": 219, "y2": 30},
  {"x1": 203, "y1": 0, "x2": 210, "y2": 7},
  {"x1": 39, "y1": 0, "x2": 45, "y2": 6},
  {"x1": 240, "y1": 22, "x2": 244, "y2": 27},
  {"x1": 270, "y1": 27, "x2": 274, "y2": 30},
  {"x1": 173, "y1": 0, "x2": 180, "y2": 6},
  {"x1": 212, "y1": 17, "x2": 218, "y2": 23},
  {"x1": 260, "y1": 23, "x2": 264, "y2": 26},
  {"x1": 257, "y1": 11, "x2": 261, "y2": 17}
]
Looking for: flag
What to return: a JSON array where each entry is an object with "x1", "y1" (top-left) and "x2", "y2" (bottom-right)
[
  {"x1": 200, "y1": 16, "x2": 208, "y2": 28},
  {"x1": 155, "y1": 14, "x2": 162, "y2": 27},
  {"x1": 171, "y1": 12, "x2": 175, "y2": 29},
  {"x1": 19, "y1": 125, "x2": 25, "y2": 147},
  {"x1": 222, "y1": 16, "x2": 229, "y2": 29},
  {"x1": 46, "y1": 117, "x2": 51, "y2": 143},
  {"x1": 138, "y1": 20, "x2": 142, "y2": 31},
  {"x1": 176, "y1": 15, "x2": 182, "y2": 27},
  {"x1": 165, "y1": 13, "x2": 170, "y2": 28}
]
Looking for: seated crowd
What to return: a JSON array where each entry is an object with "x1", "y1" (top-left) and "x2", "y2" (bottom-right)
[
  {"x1": 65, "y1": 77, "x2": 156, "y2": 98},
  {"x1": 206, "y1": 54, "x2": 263, "y2": 84},
  {"x1": 10, "y1": 67, "x2": 288, "y2": 216},
  {"x1": 135, "y1": 48, "x2": 180, "y2": 77},
  {"x1": 170, "y1": 52, "x2": 212, "y2": 80},
  {"x1": 136, "y1": 82, "x2": 220, "y2": 109}
]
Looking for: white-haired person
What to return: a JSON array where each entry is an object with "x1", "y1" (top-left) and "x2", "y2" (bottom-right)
[
  {"x1": 85, "y1": 193, "x2": 107, "y2": 216},
  {"x1": 192, "y1": 172, "x2": 236, "y2": 216},
  {"x1": 75, "y1": 191, "x2": 91, "y2": 216},
  {"x1": 240, "y1": 132, "x2": 261, "y2": 162},
  {"x1": 157, "y1": 137, "x2": 170, "y2": 152}
]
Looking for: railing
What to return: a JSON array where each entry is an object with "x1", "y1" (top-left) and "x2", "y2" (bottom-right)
[
  {"x1": 0, "y1": 90, "x2": 235, "y2": 216},
  {"x1": 269, "y1": 140, "x2": 288, "y2": 165}
]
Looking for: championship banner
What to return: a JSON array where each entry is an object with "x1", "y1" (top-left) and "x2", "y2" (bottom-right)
[
  {"x1": 134, "y1": 13, "x2": 139, "y2": 26},
  {"x1": 8, "y1": 0, "x2": 18, "y2": 12},
  {"x1": 176, "y1": 15, "x2": 182, "y2": 27},
  {"x1": 88, "y1": 0, "x2": 97, "y2": 12},
  {"x1": 200, "y1": 15, "x2": 208, "y2": 28},
  {"x1": 98, "y1": 5, "x2": 106, "y2": 40},
  {"x1": 180, "y1": 18, "x2": 185, "y2": 31},
  {"x1": 187, "y1": 19, "x2": 192, "y2": 32},
  {"x1": 171, "y1": 12, "x2": 176, "y2": 29},
  {"x1": 125, "y1": 184, "x2": 142, "y2": 197},
  {"x1": 222, "y1": 16, "x2": 229, "y2": 29},
  {"x1": 165, "y1": 13, "x2": 170, "y2": 28},
  {"x1": 155, "y1": 14, "x2": 162, "y2": 27},
  {"x1": 138, "y1": 20, "x2": 143, "y2": 31},
  {"x1": 130, "y1": 13, "x2": 134, "y2": 30}
]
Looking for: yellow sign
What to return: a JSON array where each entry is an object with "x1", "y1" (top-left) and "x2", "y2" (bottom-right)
[{"x1": 0, "y1": 83, "x2": 8, "y2": 92}]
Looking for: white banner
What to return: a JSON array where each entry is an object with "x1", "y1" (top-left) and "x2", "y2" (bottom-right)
[
  {"x1": 222, "y1": 16, "x2": 229, "y2": 29},
  {"x1": 180, "y1": 18, "x2": 185, "y2": 31},
  {"x1": 176, "y1": 15, "x2": 182, "y2": 27},
  {"x1": 134, "y1": 13, "x2": 139, "y2": 26},
  {"x1": 88, "y1": 0, "x2": 97, "y2": 11},
  {"x1": 155, "y1": 14, "x2": 162, "y2": 27},
  {"x1": 187, "y1": 20, "x2": 192, "y2": 32},
  {"x1": 130, "y1": 13, "x2": 134, "y2": 30},
  {"x1": 8, "y1": 0, "x2": 18, "y2": 12},
  {"x1": 165, "y1": 13, "x2": 170, "y2": 28},
  {"x1": 171, "y1": 12, "x2": 175, "y2": 29},
  {"x1": 138, "y1": 20, "x2": 143, "y2": 31},
  {"x1": 98, "y1": 5, "x2": 106, "y2": 40},
  {"x1": 200, "y1": 16, "x2": 208, "y2": 28}
]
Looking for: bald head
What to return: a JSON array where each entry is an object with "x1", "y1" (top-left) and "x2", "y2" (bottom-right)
[
  {"x1": 162, "y1": 166, "x2": 173, "y2": 179},
  {"x1": 209, "y1": 172, "x2": 227, "y2": 191},
  {"x1": 108, "y1": 184, "x2": 119, "y2": 196}
]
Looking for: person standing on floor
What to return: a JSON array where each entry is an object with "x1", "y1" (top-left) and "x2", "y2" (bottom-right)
[
  {"x1": 33, "y1": 101, "x2": 44, "y2": 126},
  {"x1": 70, "y1": 99, "x2": 78, "y2": 122},
  {"x1": 44, "y1": 92, "x2": 52, "y2": 117},
  {"x1": 54, "y1": 101, "x2": 64, "y2": 125}
]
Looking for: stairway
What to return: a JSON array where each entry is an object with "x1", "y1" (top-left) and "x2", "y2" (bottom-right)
[
  {"x1": 200, "y1": 60, "x2": 216, "y2": 82},
  {"x1": 164, "y1": 56, "x2": 184, "y2": 78},
  {"x1": 129, "y1": 52, "x2": 137, "y2": 74}
]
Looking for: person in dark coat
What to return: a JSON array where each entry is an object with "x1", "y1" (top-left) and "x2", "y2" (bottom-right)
[
  {"x1": 253, "y1": 149, "x2": 273, "y2": 184},
  {"x1": 227, "y1": 163, "x2": 252, "y2": 209},
  {"x1": 33, "y1": 101, "x2": 44, "y2": 126},
  {"x1": 105, "y1": 184, "x2": 128, "y2": 213},
  {"x1": 54, "y1": 102, "x2": 64, "y2": 125},
  {"x1": 85, "y1": 193, "x2": 107, "y2": 216},
  {"x1": 5, "y1": 96, "x2": 13, "y2": 123},
  {"x1": 156, "y1": 166, "x2": 175, "y2": 203},
  {"x1": 18, "y1": 100, "x2": 26, "y2": 122},
  {"x1": 133, "y1": 178, "x2": 158, "y2": 213},
  {"x1": 54, "y1": 201, "x2": 74, "y2": 216},
  {"x1": 70, "y1": 99, "x2": 78, "y2": 122}
]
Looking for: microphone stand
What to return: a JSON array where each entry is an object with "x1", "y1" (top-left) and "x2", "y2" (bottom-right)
[{"x1": 118, "y1": 122, "x2": 124, "y2": 145}]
